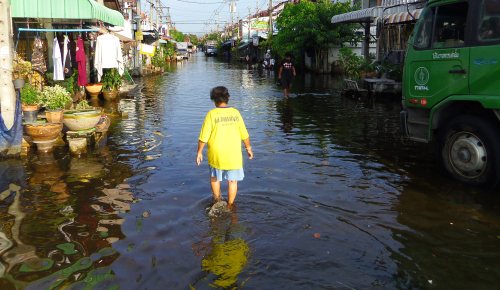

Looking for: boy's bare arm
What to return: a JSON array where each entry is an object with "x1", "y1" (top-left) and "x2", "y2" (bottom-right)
[
  {"x1": 243, "y1": 138, "x2": 253, "y2": 160},
  {"x1": 196, "y1": 140, "x2": 206, "y2": 165}
]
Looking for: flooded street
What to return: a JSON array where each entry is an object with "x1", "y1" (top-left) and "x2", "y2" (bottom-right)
[{"x1": 1, "y1": 53, "x2": 500, "y2": 289}]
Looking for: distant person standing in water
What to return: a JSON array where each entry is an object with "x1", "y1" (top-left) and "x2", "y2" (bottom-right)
[
  {"x1": 196, "y1": 86, "x2": 254, "y2": 209},
  {"x1": 278, "y1": 53, "x2": 296, "y2": 97}
]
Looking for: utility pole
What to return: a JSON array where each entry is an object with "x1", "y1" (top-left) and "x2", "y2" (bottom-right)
[
  {"x1": 248, "y1": 8, "x2": 251, "y2": 41},
  {"x1": 165, "y1": 7, "x2": 172, "y2": 37},
  {"x1": 268, "y1": 0, "x2": 273, "y2": 39},
  {"x1": 229, "y1": 0, "x2": 236, "y2": 38},
  {"x1": 156, "y1": 0, "x2": 160, "y2": 31}
]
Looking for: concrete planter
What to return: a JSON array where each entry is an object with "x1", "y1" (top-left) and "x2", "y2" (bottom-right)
[
  {"x1": 13, "y1": 79, "x2": 25, "y2": 90},
  {"x1": 63, "y1": 110, "x2": 101, "y2": 131},
  {"x1": 24, "y1": 122, "x2": 63, "y2": 143}
]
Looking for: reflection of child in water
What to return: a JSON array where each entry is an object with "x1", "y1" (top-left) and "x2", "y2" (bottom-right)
[
  {"x1": 192, "y1": 211, "x2": 249, "y2": 288},
  {"x1": 196, "y1": 86, "x2": 254, "y2": 209}
]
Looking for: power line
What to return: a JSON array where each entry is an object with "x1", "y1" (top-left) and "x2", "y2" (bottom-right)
[{"x1": 171, "y1": 0, "x2": 225, "y2": 4}]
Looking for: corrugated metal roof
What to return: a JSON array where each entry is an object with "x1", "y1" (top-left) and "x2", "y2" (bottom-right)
[
  {"x1": 11, "y1": 0, "x2": 124, "y2": 26},
  {"x1": 331, "y1": 7, "x2": 383, "y2": 24}
]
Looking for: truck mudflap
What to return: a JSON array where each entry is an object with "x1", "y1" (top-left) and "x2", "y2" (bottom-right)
[{"x1": 400, "y1": 110, "x2": 409, "y2": 137}]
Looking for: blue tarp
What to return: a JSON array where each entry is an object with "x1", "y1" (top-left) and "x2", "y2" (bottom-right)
[{"x1": 0, "y1": 97, "x2": 23, "y2": 157}]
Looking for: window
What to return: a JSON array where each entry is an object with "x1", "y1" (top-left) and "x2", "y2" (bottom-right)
[
  {"x1": 478, "y1": 0, "x2": 500, "y2": 41},
  {"x1": 432, "y1": 2, "x2": 468, "y2": 48},
  {"x1": 413, "y1": 7, "x2": 434, "y2": 49}
]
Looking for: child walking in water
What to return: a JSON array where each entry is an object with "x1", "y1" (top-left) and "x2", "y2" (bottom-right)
[
  {"x1": 278, "y1": 53, "x2": 296, "y2": 98},
  {"x1": 196, "y1": 86, "x2": 254, "y2": 209}
]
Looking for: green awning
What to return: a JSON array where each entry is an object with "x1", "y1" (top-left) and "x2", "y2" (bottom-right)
[{"x1": 11, "y1": 0, "x2": 124, "y2": 26}]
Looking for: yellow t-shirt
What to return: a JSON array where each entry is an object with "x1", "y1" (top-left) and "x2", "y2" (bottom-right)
[{"x1": 199, "y1": 107, "x2": 249, "y2": 170}]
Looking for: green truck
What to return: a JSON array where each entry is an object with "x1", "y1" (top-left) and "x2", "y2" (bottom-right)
[{"x1": 401, "y1": 0, "x2": 500, "y2": 186}]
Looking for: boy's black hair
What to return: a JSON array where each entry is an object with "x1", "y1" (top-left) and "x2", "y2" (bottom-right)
[{"x1": 210, "y1": 86, "x2": 230, "y2": 104}]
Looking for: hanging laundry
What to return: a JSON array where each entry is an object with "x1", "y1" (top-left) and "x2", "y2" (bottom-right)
[
  {"x1": 76, "y1": 37, "x2": 87, "y2": 86},
  {"x1": 0, "y1": 98, "x2": 23, "y2": 156},
  {"x1": 31, "y1": 37, "x2": 47, "y2": 74},
  {"x1": 94, "y1": 33, "x2": 124, "y2": 82},
  {"x1": 69, "y1": 34, "x2": 78, "y2": 69},
  {"x1": 62, "y1": 35, "x2": 73, "y2": 78},
  {"x1": 53, "y1": 37, "x2": 64, "y2": 81}
]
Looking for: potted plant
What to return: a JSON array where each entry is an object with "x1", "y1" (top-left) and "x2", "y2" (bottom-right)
[
  {"x1": 40, "y1": 85, "x2": 72, "y2": 123},
  {"x1": 85, "y1": 83, "x2": 103, "y2": 99},
  {"x1": 63, "y1": 100, "x2": 102, "y2": 131},
  {"x1": 339, "y1": 47, "x2": 363, "y2": 80},
  {"x1": 12, "y1": 54, "x2": 32, "y2": 89},
  {"x1": 101, "y1": 68, "x2": 122, "y2": 100},
  {"x1": 20, "y1": 84, "x2": 41, "y2": 123}
]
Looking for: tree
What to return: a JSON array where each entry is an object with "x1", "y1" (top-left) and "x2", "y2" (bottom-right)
[
  {"x1": 170, "y1": 29, "x2": 185, "y2": 42},
  {"x1": 187, "y1": 34, "x2": 200, "y2": 46},
  {"x1": 272, "y1": 0, "x2": 359, "y2": 72}
]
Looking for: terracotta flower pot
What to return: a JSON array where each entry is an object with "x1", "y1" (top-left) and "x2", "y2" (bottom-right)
[
  {"x1": 21, "y1": 104, "x2": 39, "y2": 112},
  {"x1": 63, "y1": 109, "x2": 101, "y2": 131},
  {"x1": 85, "y1": 83, "x2": 103, "y2": 98},
  {"x1": 102, "y1": 90, "x2": 118, "y2": 101},
  {"x1": 45, "y1": 110, "x2": 64, "y2": 123},
  {"x1": 22, "y1": 104, "x2": 39, "y2": 123}
]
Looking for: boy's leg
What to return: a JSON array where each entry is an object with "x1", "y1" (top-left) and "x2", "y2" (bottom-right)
[
  {"x1": 227, "y1": 180, "x2": 238, "y2": 207},
  {"x1": 210, "y1": 176, "x2": 221, "y2": 202}
]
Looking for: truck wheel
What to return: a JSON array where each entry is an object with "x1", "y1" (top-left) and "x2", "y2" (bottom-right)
[{"x1": 439, "y1": 115, "x2": 500, "y2": 187}]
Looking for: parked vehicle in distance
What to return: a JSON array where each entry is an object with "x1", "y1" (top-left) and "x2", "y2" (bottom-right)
[
  {"x1": 176, "y1": 42, "x2": 189, "y2": 60},
  {"x1": 205, "y1": 41, "x2": 218, "y2": 56},
  {"x1": 400, "y1": 0, "x2": 500, "y2": 187}
]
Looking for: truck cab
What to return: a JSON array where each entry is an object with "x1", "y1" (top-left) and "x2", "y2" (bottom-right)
[
  {"x1": 205, "y1": 41, "x2": 218, "y2": 56},
  {"x1": 401, "y1": 0, "x2": 500, "y2": 186}
]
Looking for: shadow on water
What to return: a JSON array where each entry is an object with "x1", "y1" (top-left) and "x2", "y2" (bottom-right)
[{"x1": 1, "y1": 54, "x2": 500, "y2": 289}]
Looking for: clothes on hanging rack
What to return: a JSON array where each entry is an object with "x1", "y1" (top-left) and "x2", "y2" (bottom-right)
[
  {"x1": 69, "y1": 34, "x2": 78, "y2": 70},
  {"x1": 31, "y1": 37, "x2": 47, "y2": 74},
  {"x1": 76, "y1": 37, "x2": 87, "y2": 86},
  {"x1": 53, "y1": 37, "x2": 64, "y2": 81},
  {"x1": 94, "y1": 33, "x2": 124, "y2": 82},
  {"x1": 62, "y1": 35, "x2": 73, "y2": 78}
]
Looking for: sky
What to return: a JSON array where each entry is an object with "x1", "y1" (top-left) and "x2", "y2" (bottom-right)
[{"x1": 142, "y1": 0, "x2": 277, "y2": 35}]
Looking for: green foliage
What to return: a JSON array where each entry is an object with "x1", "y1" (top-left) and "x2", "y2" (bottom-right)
[
  {"x1": 202, "y1": 32, "x2": 222, "y2": 45},
  {"x1": 13, "y1": 54, "x2": 32, "y2": 79},
  {"x1": 75, "y1": 100, "x2": 92, "y2": 110},
  {"x1": 40, "y1": 85, "x2": 72, "y2": 110},
  {"x1": 151, "y1": 52, "x2": 166, "y2": 68},
  {"x1": 170, "y1": 30, "x2": 186, "y2": 42},
  {"x1": 101, "y1": 68, "x2": 122, "y2": 92},
  {"x1": 63, "y1": 71, "x2": 78, "y2": 95},
  {"x1": 272, "y1": 0, "x2": 358, "y2": 63},
  {"x1": 359, "y1": 53, "x2": 376, "y2": 72},
  {"x1": 339, "y1": 47, "x2": 363, "y2": 79},
  {"x1": 45, "y1": 71, "x2": 78, "y2": 95},
  {"x1": 163, "y1": 42, "x2": 176, "y2": 57},
  {"x1": 20, "y1": 84, "x2": 41, "y2": 105},
  {"x1": 187, "y1": 34, "x2": 200, "y2": 45}
]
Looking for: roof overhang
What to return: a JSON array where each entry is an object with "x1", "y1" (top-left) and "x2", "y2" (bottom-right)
[
  {"x1": 11, "y1": 0, "x2": 125, "y2": 26},
  {"x1": 332, "y1": 7, "x2": 383, "y2": 24},
  {"x1": 384, "y1": 8, "x2": 423, "y2": 24}
]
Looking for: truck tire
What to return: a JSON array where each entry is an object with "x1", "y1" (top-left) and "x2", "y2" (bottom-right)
[{"x1": 438, "y1": 115, "x2": 500, "y2": 187}]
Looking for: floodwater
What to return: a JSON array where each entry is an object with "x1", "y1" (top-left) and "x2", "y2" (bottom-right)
[{"x1": 1, "y1": 53, "x2": 500, "y2": 290}]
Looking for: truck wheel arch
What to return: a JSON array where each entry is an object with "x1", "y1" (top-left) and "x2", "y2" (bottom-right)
[{"x1": 431, "y1": 101, "x2": 500, "y2": 137}]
